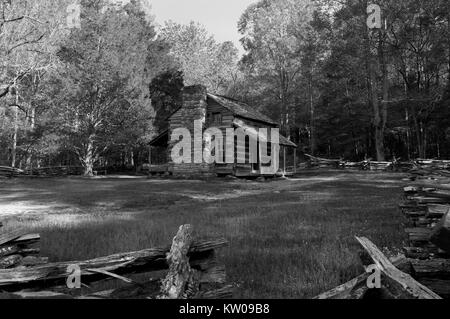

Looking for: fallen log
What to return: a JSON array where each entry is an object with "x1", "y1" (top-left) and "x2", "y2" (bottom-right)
[
  {"x1": 0, "y1": 229, "x2": 28, "y2": 247},
  {"x1": 314, "y1": 273, "x2": 369, "y2": 299},
  {"x1": 427, "y1": 205, "x2": 450, "y2": 219},
  {"x1": 410, "y1": 259, "x2": 450, "y2": 279},
  {"x1": 315, "y1": 255, "x2": 414, "y2": 299},
  {"x1": 405, "y1": 228, "x2": 432, "y2": 245},
  {"x1": 403, "y1": 247, "x2": 440, "y2": 260},
  {"x1": 355, "y1": 237, "x2": 441, "y2": 299},
  {"x1": 416, "y1": 279, "x2": 450, "y2": 298},
  {"x1": 0, "y1": 238, "x2": 228, "y2": 291},
  {"x1": 410, "y1": 197, "x2": 450, "y2": 205}
]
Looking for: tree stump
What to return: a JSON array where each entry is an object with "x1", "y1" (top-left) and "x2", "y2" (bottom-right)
[{"x1": 159, "y1": 225, "x2": 199, "y2": 299}]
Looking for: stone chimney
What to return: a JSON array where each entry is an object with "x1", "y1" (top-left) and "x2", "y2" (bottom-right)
[
  {"x1": 181, "y1": 85, "x2": 208, "y2": 123},
  {"x1": 168, "y1": 85, "x2": 212, "y2": 176}
]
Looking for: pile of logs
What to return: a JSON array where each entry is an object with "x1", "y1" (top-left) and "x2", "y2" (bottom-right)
[
  {"x1": 0, "y1": 224, "x2": 232, "y2": 299},
  {"x1": 305, "y1": 154, "x2": 395, "y2": 171},
  {"x1": 0, "y1": 166, "x2": 91, "y2": 178},
  {"x1": 0, "y1": 229, "x2": 46, "y2": 269},
  {"x1": 315, "y1": 163, "x2": 450, "y2": 299},
  {"x1": 305, "y1": 154, "x2": 342, "y2": 169},
  {"x1": 0, "y1": 166, "x2": 23, "y2": 178},
  {"x1": 314, "y1": 236, "x2": 442, "y2": 299},
  {"x1": 304, "y1": 156, "x2": 450, "y2": 174},
  {"x1": 24, "y1": 166, "x2": 84, "y2": 177},
  {"x1": 399, "y1": 168, "x2": 450, "y2": 298}
]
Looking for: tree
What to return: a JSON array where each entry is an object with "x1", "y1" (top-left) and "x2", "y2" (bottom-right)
[
  {"x1": 239, "y1": 0, "x2": 314, "y2": 136},
  {"x1": 49, "y1": 0, "x2": 163, "y2": 175},
  {"x1": 159, "y1": 21, "x2": 240, "y2": 95},
  {"x1": 0, "y1": 0, "x2": 71, "y2": 167}
]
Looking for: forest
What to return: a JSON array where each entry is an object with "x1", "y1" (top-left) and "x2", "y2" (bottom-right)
[{"x1": 1, "y1": 0, "x2": 449, "y2": 176}]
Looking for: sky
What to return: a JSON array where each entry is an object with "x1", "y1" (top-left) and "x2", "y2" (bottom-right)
[{"x1": 147, "y1": 0, "x2": 257, "y2": 54}]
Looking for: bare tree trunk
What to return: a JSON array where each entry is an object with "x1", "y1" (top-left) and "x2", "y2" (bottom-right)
[
  {"x1": 26, "y1": 107, "x2": 35, "y2": 170},
  {"x1": 371, "y1": 79, "x2": 386, "y2": 161},
  {"x1": 82, "y1": 135, "x2": 95, "y2": 176},
  {"x1": 11, "y1": 90, "x2": 19, "y2": 168},
  {"x1": 447, "y1": 1, "x2": 450, "y2": 96},
  {"x1": 309, "y1": 75, "x2": 316, "y2": 156},
  {"x1": 378, "y1": 27, "x2": 388, "y2": 161},
  {"x1": 365, "y1": 24, "x2": 387, "y2": 162}
]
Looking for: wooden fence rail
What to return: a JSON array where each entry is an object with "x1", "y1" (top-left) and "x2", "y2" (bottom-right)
[{"x1": 0, "y1": 225, "x2": 232, "y2": 299}]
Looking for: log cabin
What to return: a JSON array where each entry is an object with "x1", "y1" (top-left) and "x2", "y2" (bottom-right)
[{"x1": 149, "y1": 85, "x2": 297, "y2": 177}]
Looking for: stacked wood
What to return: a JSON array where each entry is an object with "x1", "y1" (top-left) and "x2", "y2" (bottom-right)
[
  {"x1": 398, "y1": 171, "x2": 450, "y2": 298},
  {"x1": 316, "y1": 162, "x2": 450, "y2": 299},
  {"x1": 148, "y1": 164, "x2": 171, "y2": 176},
  {"x1": 305, "y1": 154, "x2": 343, "y2": 169},
  {"x1": 301, "y1": 157, "x2": 450, "y2": 174},
  {"x1": 0, "y1": 166, "x2": 86, "y2": 178},
  {"x1": 415, "y1": 159, "x2": 450, "y2": 170},
  {"x1": 0, "y1": 228, "x2": 46, "y2": 270},
  {"x1": 314, "y1": 237, "x2": 442, "y2": 299},
  {"x1": 0, "y1": 166, "x2": 23, "y2": 178},
  {"x1": 304, "y1": 155, "x2": 398, "y2": 171},
  {"x1": 24, "y1": 166, "x2": 84, "y2": 177},
  {"x1": 365, "y1": 161, "x2": 393, "y2": 171},
  {"x1": 0, "y1": 225, "x2": 232, "y2": 299}
]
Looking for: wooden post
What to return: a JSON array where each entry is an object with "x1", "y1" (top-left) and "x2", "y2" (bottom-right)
[
  {"x1": 283, "y1": 147, "x2": 286, "y2": 174},
  {"x1": 159, "y1": 225, "x2": 198, "y2": 299},
  {"x1": 148, "y1": 146, "x2": 152, "y2": 165},
  {"x1": 294, "y1": 150, "x2": 297, "y2": 174}
]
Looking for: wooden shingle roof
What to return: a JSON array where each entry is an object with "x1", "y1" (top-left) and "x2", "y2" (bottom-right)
[{"x1": 208, "y1": 94, "x2": 278, "y2": 126}]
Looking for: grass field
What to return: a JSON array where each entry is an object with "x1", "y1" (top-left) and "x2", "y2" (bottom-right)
[{"x1": 0, "y1": 171, "x2": 408, "y2": 298}]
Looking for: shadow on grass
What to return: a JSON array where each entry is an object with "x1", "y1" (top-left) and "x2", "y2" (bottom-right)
[{"x1": 0, "y1": 172, "x2": 408, "y2": 298}]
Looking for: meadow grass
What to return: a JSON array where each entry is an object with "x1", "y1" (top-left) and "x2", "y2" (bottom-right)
[{"x1": 0, "y1": 172, "x2": 407, "y2": 298}]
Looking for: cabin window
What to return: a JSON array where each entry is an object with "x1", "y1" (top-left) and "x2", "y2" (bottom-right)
[{"x1": 212, "y1": 112, "x2": 222, "y2": 124}]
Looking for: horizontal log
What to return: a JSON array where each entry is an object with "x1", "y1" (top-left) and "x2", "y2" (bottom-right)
[
  {"x1": 419, "y1": 190, "x2": 450, "y2": 200},
  {"x1": 2, "y1": 283, "x2": 235, "y2": 300},
  {"x1": 399, "y1": 202, "x2": 427, "y2": 211},
  {"x1": 314, "y1": 273, "x2": 369, "y2": 299},
  {"x1": 316, "y1": 255, "x2": 413, "y2": 299},
  {"x1": 405, "y1": 228, "x2": 432, "y2": 245},
  {"x1": 410, "y1": 197, "x2": 450, "y2": 205},
  {"x1": 0, "y1": 239, "x2": 228, "y2": 291},
  {"x1": 416, "y1": 279, "x2": 450, "y2": 298},
  {"x1": 410, "y1": 259, "x2": 450, "y2": 279},
  {"x1": 427, "y1": 205, "x2": 450, "y2": 218},
  {"x1": 0, "y1": 291, "x2": 73, "y2": 299},
  {"x1": 412, "y1": 183, "x2": 450, "y2": 192},
  {"x1": 403, "y1": 247, "x2": 440, "y2": 260},
  {"x1": 0, "y1": 229, "x2": 28, "y2": 246}
]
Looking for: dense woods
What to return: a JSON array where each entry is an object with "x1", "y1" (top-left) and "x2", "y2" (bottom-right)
[{"x1": 1, "y1": 0, "x2": 449, "y2": 175}]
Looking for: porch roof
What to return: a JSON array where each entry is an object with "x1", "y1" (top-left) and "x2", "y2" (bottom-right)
[{"x1": 233, "y1": 120, "x2": 297, "y2": 148}]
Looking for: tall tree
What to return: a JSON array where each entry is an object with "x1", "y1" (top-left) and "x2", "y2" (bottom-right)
[
  {"x1": 159, "y1": 21, "x2": 240, "y2": 95},
  {"x1": 239, "y1": 0, "x2": 314, "y2": 136},
  {"x1": 49, "y1": 0, "x2": 164, "y2": 175}
]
